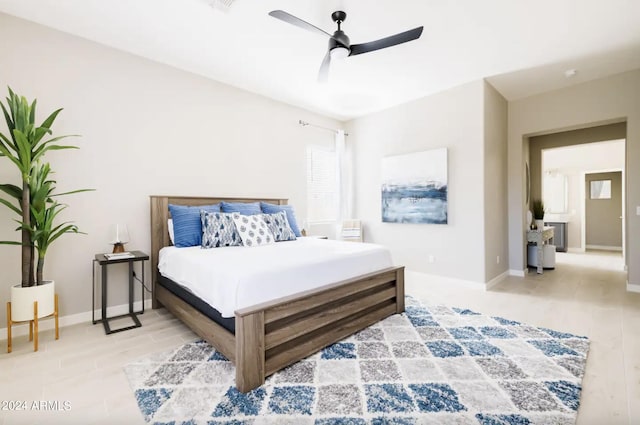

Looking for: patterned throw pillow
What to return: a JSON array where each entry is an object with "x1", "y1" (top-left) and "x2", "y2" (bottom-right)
[
  {"x1": 262, "y1": 211, "x2": 296, "y2": 242},
  {"x1": 232, "y1": 213, "x2": 275, "y2": 247},
  {"x1": 260, "y1": 202, "x2": 302, "y2": 237},
  {"x1": 201, "y1": 211, "x2": 242, "y2": 248}
]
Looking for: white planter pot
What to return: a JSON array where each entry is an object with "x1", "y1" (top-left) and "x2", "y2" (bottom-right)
[
  {"x1": 535, "y1": 219, "x2": 545, "y2": 230},
  {"x1": 10, "y1": 280, "x2": 55, "y2": 322}
]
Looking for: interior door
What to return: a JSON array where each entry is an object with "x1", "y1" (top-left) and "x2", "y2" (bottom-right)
[{"x1": 585, "y1": 171, "x2": 622, "y2": 249}]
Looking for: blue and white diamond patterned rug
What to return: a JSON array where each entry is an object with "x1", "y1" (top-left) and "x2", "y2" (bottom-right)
[{"x1": 124, "y1": 297, "x2": 590, "y2": 424}]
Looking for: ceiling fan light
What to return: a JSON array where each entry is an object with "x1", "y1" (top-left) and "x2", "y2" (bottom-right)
[{"x1": 330, "y1": 46, "x2": 350, "y2": 60}]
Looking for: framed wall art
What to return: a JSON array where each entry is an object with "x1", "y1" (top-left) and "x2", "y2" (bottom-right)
[{"x1": 381, "y1": 148, "x2": 448, "y2": 224}]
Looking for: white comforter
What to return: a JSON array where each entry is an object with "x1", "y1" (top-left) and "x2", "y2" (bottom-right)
[{"x1": 158, "y1": 237, "x2": 393, "y2": 317}]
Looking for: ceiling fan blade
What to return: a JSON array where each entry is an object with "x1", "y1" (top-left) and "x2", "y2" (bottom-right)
[
  {"x1": 318, "y1": 51, "x2": 331, "y2": 83},
  {"x1": 269, "y1": 10, "x2": 332, "y2": 38},
  {"x1": 349, "y1": 26, "x2": 424, "y2": 56}
]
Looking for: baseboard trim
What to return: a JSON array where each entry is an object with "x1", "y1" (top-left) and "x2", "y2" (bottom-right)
[
  {"x1": 486, "y1": 271, "x2": 509, "y2": 290},
  {"x1": 0, "y1": 298, "x2": 152, "y2": 341},
  {"x1": 627, "y1": 283, "x2": 640, "y2": 293},
  {"x1": 406, "y1": 269, "x2": 507, "y2": 291},
  {"x1": 586, "y1": 245, "x2": 623, "y2": 252},
  {"x1": 405, "y1": 270, "x2": 485, "y2": 290},
  {"x1": 567, "y1": 247, "x2": 586, "y2": 253},
  {"x1": 508, "y1": 269, "x2": 526, "y2": 277}
]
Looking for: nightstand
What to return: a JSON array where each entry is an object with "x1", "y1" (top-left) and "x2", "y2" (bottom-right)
[{"x1": 92, "y1": 250, "x2": 149, "y2": 334}]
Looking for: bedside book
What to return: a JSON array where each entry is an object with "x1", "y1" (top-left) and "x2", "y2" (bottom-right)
[{"x1": 104, "y1": 252, "x2": 135, "y2": 260}]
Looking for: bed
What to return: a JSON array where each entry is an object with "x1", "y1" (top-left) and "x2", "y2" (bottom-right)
[{"x1": 150, "y1": 195, "x2": 405, "y2": 392}]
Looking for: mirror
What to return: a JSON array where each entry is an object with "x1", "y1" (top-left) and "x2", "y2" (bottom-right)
[
  {"x1": 544, "y1": 172, "x2": 568, "y2": 213},
  {"x1": 525, "y1": 162, "x2": 530, "y2": 205}
]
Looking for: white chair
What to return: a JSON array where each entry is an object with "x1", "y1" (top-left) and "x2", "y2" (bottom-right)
[{"x1": 341, "y1": 219, "x2": 363, "y2": 242}]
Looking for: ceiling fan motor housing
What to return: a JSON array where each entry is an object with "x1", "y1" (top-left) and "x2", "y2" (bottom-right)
[{"x1": 330, "y1": 30, "x2": 350, "y2": 51}]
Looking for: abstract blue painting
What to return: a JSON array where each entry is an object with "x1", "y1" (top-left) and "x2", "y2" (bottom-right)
[{"x1": 382, "y1": 148, "x2": 448, "y2": 224}]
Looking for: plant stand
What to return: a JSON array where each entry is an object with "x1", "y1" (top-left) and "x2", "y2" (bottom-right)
[{"x1": 6, "y1": 294, "x2": 59, "y2": 353}]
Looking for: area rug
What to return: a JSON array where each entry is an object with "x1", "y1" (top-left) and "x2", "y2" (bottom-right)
[{"x1": 124, "y1": 297, "x2": 590, "y2": 424}]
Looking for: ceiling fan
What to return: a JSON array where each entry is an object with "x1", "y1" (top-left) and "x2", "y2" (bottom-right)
[{"x1": 269, "y1": 10, "x2": 423, "y2": 82}]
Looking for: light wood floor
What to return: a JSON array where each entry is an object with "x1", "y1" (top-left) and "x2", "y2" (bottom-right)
[{"x1": 1, "y1": 250, "x2": 638, "y2": 424}]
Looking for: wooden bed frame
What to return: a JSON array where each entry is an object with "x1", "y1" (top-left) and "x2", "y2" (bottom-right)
[{"x1": 150, "y1": 195, "x2": 405, "y2": 392}]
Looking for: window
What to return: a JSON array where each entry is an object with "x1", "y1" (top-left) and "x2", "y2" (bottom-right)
[
  {"x1": 590, "y1": 180, "x2": 611, "y2": 199},
  {"x1": 306, "y1": 145, "x2": 337, "y2": 222}
]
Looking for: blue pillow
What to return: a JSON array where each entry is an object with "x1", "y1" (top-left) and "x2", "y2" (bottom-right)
[
  {"x1": 220, "y1": 201, "x2": 262, "y2": 215},
  {"x1": 260, "y1": 202, "x2": 301, "y2": 237},
  {"x1": 168, "y1": 203, "x2": 220, "y2": 247}
]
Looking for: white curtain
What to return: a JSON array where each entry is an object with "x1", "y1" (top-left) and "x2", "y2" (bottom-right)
[{"x1": 335, "y1": 129, "x2": 353, "y2": 236}]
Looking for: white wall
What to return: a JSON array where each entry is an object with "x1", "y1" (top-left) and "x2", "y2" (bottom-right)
[
  {"x1": 0, "y1": 14, "x2": 340, "y2": 328},
  {"x1": 508, "y1": 70, "x2": 640, "y2": 285},
  {"x1": 346, "y1": 80, "x2": 487, "y2": 284}
]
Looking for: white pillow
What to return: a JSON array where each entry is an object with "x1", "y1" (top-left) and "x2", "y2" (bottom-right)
[
  {"x1": 168, "y1": 219, "x2": 175, "y2": 245},
  {"x1": 231, "y1": 213, "x2": 275, "y2": 247}
]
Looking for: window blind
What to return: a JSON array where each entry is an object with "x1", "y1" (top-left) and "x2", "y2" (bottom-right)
[{"x1": 306, "y1": 145, "x2": 338, "y2": 222}]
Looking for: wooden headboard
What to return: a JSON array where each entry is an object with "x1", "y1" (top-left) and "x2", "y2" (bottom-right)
[{"x1": 149, "y1": 195, "x2": 288, "y2": 309}]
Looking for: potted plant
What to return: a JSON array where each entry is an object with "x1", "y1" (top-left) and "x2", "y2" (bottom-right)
[
  {"x1": 0, "y1": 87, "x2": 89, "y2": 338},
  {"x1": 532, "y1": 199, "x2": 545, "y2": 230},
  {"x1": 28, "y1": 162, "x2": 87, "y2": 282}
]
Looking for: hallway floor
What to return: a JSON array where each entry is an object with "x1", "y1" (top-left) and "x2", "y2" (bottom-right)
[{"x1": 557, "y1": 249, "x2": 625, "y2": 272}]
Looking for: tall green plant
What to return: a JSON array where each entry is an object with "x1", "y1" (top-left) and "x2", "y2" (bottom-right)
[
  {"x1": 26, "y1": 162, "x2": 86, "y2": 284},
  {"x1": 0, "y1": 87, "x2": 80, "y2": 287},
  {"x1": 532, "y1": 199, "x2": 545, "y2": 220}
]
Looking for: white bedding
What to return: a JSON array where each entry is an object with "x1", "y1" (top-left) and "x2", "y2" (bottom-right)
[{"x1": 158, "y1": 237, "x2": 393, "y2": 317}]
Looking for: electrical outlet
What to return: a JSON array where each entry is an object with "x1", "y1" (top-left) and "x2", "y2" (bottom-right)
[
  {"x1": 428, "y1": 255, "x2": 435, "y2": 263},
  {"x1": 496, "y1": 256, "x2": 500, "y2": 264},
  {"x1": 637, "y1": 206, "x2": 640, "y2": 216}
]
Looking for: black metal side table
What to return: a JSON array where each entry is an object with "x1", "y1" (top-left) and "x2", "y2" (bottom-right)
[{"x1": 92, "y1": 250, "x2": 149, "y2": 334}]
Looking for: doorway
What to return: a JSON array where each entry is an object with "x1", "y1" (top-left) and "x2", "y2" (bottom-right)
[
  {"x1": 585, "y1": 171, "x2": 623, "y2": 252},
  {"x1": 539, "y1": 139, "x2": 625, "y2": 257},
  {"x1": 528, "y1": 123, "x2": 627, "y2": 275}
]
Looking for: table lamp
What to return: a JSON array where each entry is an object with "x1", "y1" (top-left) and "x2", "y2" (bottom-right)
[{"x1": 110, "y1": 224, "x2": 130, "y2": 253}]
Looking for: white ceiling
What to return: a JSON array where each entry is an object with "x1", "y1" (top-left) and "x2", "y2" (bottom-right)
[{"x1": 1, "y1": 0, "x2": 639, "y2": 121}]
